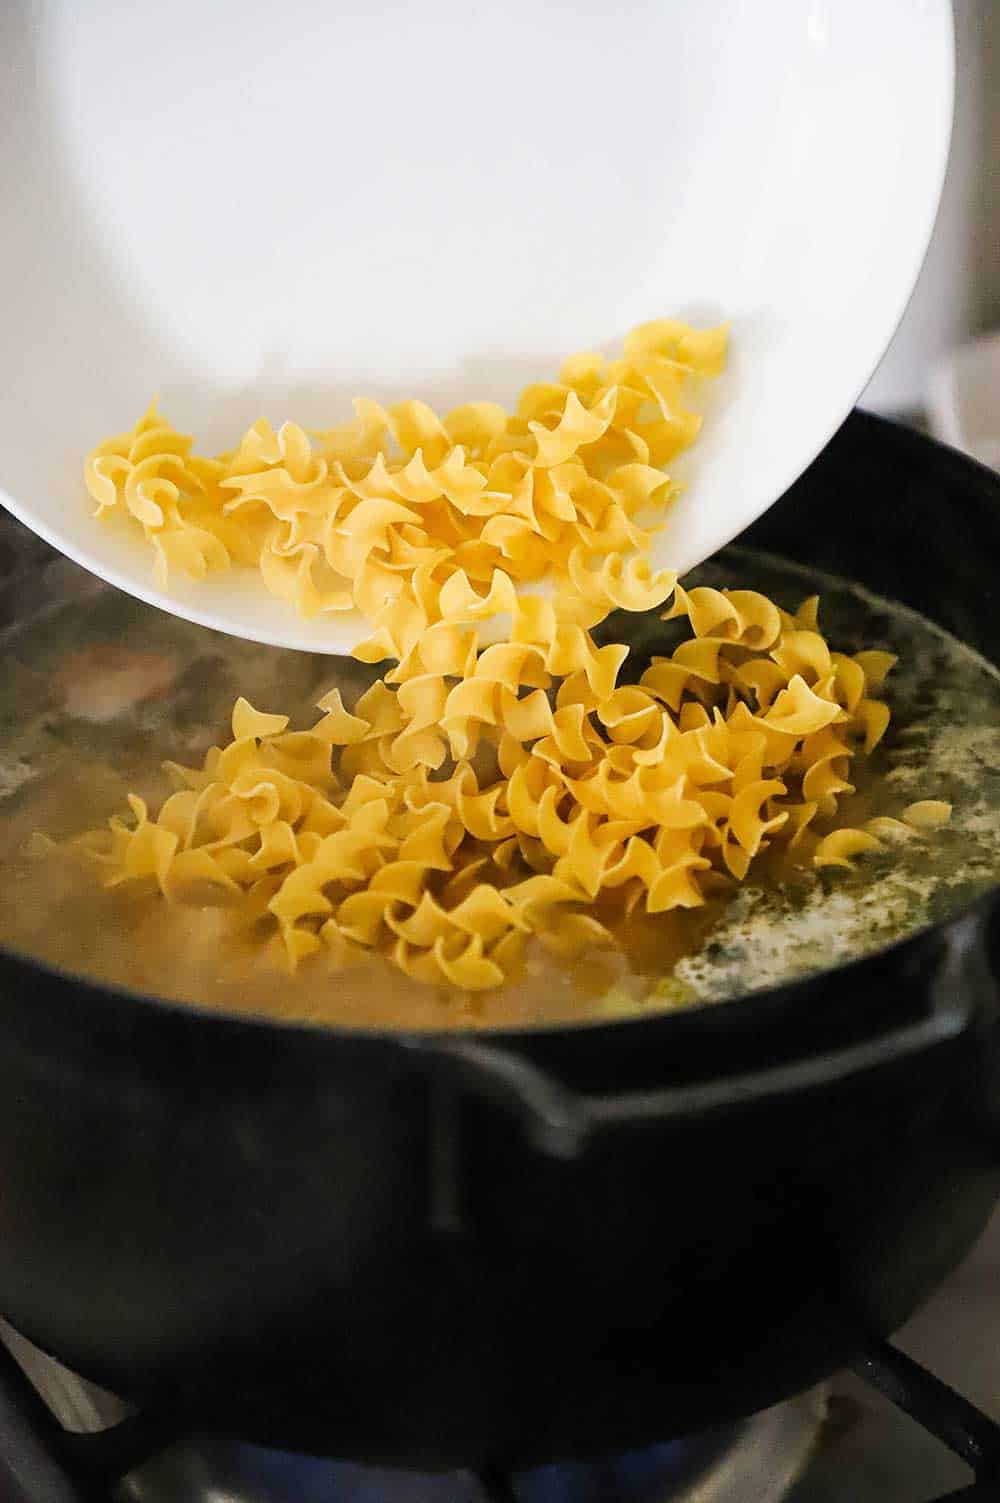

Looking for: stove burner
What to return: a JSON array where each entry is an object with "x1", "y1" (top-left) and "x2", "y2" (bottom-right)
[{"x1": 112, "y1": 1391, "x2": 824, "y2": 1503}]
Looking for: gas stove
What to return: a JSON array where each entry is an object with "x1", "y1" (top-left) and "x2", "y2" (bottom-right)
[{"x1": 1, "y1": 1208, "x2": 997, "y2": 1503}]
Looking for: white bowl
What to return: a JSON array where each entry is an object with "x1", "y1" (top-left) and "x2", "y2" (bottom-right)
[{"x1": 0, "y1": 0, "x2": 953, "y2": 655}]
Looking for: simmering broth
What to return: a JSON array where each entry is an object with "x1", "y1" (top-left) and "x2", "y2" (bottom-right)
[{"x1": 1, "y1": 548, "x2": 998, "y2": 1029}]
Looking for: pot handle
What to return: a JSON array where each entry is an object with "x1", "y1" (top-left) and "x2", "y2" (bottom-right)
[{"x1": 420, "y1": 905, "x2": 997, "y2": 1161}]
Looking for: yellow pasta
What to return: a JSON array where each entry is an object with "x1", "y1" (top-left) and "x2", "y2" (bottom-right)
[
  {"x1": 69, "y1": 320, "x2": 951, "y2": 995},
  {"x1": 64, "y1": 579, "x2": 926, "y2": 990},
  {"x1": 901, "y1": 799, "x2": 953, "y2": 830},
  {"x1": 85, "y1": 320, "x2": 727, "y2": 635}
]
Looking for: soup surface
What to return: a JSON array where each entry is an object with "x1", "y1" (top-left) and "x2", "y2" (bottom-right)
[{"x1": 1, "y1": 548, "x2": 998, "y2": 1029}]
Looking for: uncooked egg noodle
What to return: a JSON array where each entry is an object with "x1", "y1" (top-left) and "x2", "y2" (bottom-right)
[
  {"x1": 84, "y1": 319, "x2": 725, "y2": 642},
  {"x1": 56, "y1": 320, "x2": 952, "y2": 994}
]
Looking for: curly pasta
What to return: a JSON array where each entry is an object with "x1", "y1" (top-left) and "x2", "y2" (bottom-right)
[
  {"x1": 68, "y1": 581, "x2": 924, "y2": 990},
  {"x1": 85, "y1": 319, "x2": 727, "y2": 638},
  {"x1": 72, "y1": 320, "x2": 950, "y2": 995}
]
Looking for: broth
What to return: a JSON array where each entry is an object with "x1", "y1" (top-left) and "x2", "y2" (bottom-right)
[{"x1": 1, "y1": 548, "x2": 998, "y2": 1029}]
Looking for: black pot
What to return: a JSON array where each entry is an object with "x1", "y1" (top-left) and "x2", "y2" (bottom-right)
[{"x1": 0, "y1": 412, "x2": 996, "y2": 1471}]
